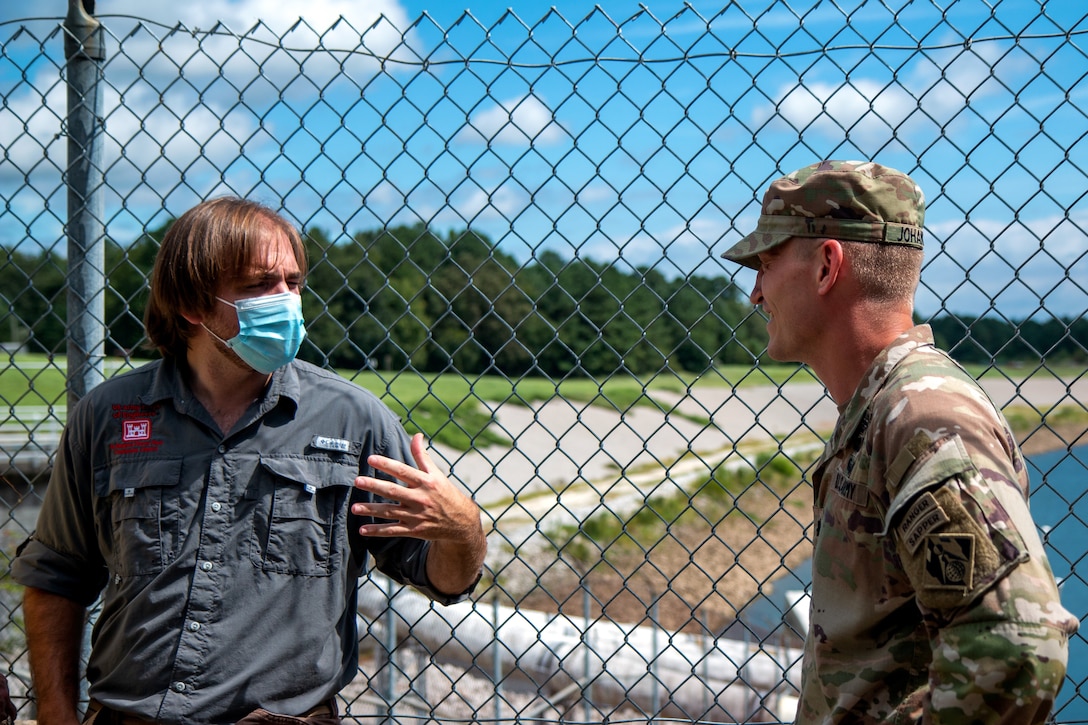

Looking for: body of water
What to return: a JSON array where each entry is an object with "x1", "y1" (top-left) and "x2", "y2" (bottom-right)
[
  {"x1": 1028, "y1": 443, "x2": 1088, "y2": 724},
  {"x1": 742, "y1": 443, "x2": 1088, "y2": 722}
]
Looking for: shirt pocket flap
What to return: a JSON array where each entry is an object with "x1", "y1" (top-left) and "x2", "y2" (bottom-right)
[
  {"x1": 258, "y1": 455, "x2": 358, "y2": 488},
  {"x1": 883, "y1": 434, "x2": 974, "y2": 536},
  {"x1": 257, "y1": 456, "x2": 357, "y2": 518},
  {"x1": 94, "y1": 457, "x2": 184, "y2": 521}
]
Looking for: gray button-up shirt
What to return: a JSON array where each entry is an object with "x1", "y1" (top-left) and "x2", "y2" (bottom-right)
[{"x1": 13, "y1": 358, "x2": 466, "y2": 724}]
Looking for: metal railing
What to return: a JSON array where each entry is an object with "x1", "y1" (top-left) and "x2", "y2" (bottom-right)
[{"x1": 1, "y1": 1, "x2": 1087, "y2": 722}]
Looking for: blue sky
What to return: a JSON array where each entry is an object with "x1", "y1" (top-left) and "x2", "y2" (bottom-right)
[{"x1": 2, "y1": 1, "x2": 1086, "y2": 320}]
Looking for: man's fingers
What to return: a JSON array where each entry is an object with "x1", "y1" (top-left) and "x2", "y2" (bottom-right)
[
  {"x1": 365, "y1": 456, "x2": 420, "y2": 487},
  {"x1": 354, "y1": 475, "x2": 411, "y2": 503},
  {"x1": 410, "y1": 432, "x2": 436, "y2": 474},
  {"x1": 352, "y1": 501, "x2": 403, "y2": 519},
  {"x1": 366, "y1": 434, "x2": 438, "y2": 488}
]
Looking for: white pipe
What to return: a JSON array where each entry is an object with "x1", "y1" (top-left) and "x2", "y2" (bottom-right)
[{"x1": 357, "y1": 577, "x2": 803, "y2": 722}]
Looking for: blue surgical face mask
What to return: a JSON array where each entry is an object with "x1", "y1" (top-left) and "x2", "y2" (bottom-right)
[{"x1": 203, "y1": 292, "x2": 306, "y2": 374}]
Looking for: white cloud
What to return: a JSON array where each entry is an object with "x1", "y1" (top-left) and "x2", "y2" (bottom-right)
[
  {"x1": 749, "y1": 33, "x2": 1014, "y2": 154},
  {"x1": 93, "y1": 0, "x2": 421, "y2": 111},
  {"x1": 0, "y1": 82, "x2": 66, "y2": 187},
  {"x1": 795, "y1": 80, "x2": 914, "y2": 140},
  {"x1": 2, "y1": 0, "x2": 416, "y2": 60},
  {"x1": 457, "y1": 95, "x2": 569, "y2": 147},
  {"x1": 915, "y1": 212, "x2": 1087, "y2": 317},
  {"x1": 21, "y1": 0, "x2": 414, "y2": 38},
  {"x1": 437, "y1": 178, "x2": 534, "y2": 227},
  {"x1": 1, "y1": 0, "x2": 425, "y2": 232}
]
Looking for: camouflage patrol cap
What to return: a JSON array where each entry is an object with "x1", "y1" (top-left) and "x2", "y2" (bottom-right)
[{"x1": 721, "y1": 160, "x2": 926, "y2": 269}]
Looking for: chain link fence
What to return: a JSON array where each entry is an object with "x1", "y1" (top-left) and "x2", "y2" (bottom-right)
[{"x1": 2, "y1": 1, "x2": 1088, "y2": 722}]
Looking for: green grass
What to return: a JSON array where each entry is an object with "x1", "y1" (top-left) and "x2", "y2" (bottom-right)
[
  {"x1": 2, "y1": 357, "x2": 774, "y2": 449},
  {"x1": 0, "y1": 355, "x2": 144, "y2": 408},
  {"x1": 5, "y1": 354, "x2": 1084, "y2": 452},
  {"x1": 1003, "y1": 403, "x2": 1088, "y2": 437}
]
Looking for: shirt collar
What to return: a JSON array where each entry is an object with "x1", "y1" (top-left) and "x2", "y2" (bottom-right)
[
  {"x1": 141, "y1": 357, "x2": 187, "y2": 406},
  {"x1": 139, "y1": 356, "x2": 302, "y2": 414},
  {"x1": 261, "y1": 360, "x2": 302, "y2": 414},
  {"x1": 826, "y1": 324, "x2": 935, "y2": 454}
]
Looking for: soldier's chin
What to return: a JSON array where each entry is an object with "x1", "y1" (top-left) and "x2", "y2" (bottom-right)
[{"x1": 764, "y1": 342, "x2": 798, "y2": 364}]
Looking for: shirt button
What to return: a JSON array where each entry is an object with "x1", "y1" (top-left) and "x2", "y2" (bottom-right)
[
  {"x1": 210, "y1": 502, "x2": 222, "y2": 512},
  {"x1": 173, "y1": 682, "x2": 186, "y2": 692},
  {"x1": 188, "y1": 621, "x2": 201, "y2": 631},
  {"x1": 217, "y1": 445, "x2": 227, "y2": 453},
  {"x1": 200, "y1": 561, "x2": 214, "y2": 572}
]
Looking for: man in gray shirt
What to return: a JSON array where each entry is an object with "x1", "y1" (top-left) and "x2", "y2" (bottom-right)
[{"x1": 13, "y1": 197, "x2": 488, "y2": 725}]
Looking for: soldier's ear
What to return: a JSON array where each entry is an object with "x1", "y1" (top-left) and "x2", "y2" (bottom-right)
[{"x1": 815, "y1": 238, "x2": 845, "y2": 295}]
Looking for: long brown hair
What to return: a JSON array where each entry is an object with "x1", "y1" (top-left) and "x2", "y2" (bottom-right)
[{"x1": 143, "y1": 197, "x2": 307, "y2": 359}]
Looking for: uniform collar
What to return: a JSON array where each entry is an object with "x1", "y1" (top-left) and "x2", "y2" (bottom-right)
[{"x1": 825, "y1": 324, "x2": 935, "y2": 454}]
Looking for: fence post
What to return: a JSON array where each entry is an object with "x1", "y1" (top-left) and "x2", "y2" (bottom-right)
[
  {"x1": 64, "y1": 0, "x2": 106, "y2": 408},
  {"x1": 64, "y1": 2, "x2": 106, "y2": 715},
  {"x1": 382, "y1": 576, "x2": 398, "y2": 725}
]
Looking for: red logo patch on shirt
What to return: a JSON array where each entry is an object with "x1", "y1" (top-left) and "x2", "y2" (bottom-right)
[
  {"x1": 110, "y1": 404, "x2": 164, "y2": 455},
  {"x1": 123, "y1": 419, "x2": 151, "y2": 441}
]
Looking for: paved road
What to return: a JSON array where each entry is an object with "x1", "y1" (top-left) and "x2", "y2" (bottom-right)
[
  {"x1": 5, "y1": 376, "x2": 1085, "y2": 550},
  {"x1": 435, "y1": 376, "x2": 1088, "y2": 554}
]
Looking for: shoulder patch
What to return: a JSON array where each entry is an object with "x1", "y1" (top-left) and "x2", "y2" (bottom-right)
[
  {"x1": 898, "y1": 491, "x2": 950, "y2": 553},
  {"x1": 923, "y1": 533, "x2": 975, "y2": 592}
]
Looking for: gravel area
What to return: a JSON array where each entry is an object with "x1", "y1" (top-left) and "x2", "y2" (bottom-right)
[{"x1": 430, "y1": 376, "x2": 1087, "y2": 630}]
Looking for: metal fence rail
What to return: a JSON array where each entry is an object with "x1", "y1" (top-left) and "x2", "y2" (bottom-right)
[{"x1": 2, "y1": 1, "x2": 1087, "y2": 723}]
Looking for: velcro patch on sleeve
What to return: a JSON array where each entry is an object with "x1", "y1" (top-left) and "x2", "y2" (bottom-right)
[
  {"x1": 896, "y1": 482, "x2": 1008, "y2": 611},
  {"x1": 885, "y1": 431, "x2": 934, "y2": 491}
]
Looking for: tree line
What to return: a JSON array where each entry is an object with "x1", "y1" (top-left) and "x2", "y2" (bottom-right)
[{"x1": 2, "y1": 223, "x2": 1085, "y2": 376}]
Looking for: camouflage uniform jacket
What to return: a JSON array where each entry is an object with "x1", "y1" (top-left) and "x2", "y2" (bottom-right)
[{"x1": 798, "y1": 325, "x2": 1077, "y2": 724}]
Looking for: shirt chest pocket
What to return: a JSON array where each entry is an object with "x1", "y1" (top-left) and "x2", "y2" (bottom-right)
[
  {"x1": 248, "y1": 456, "x2": 356, "y2": 576},
  {"x1": 93, "y1": 457, "x2": 184, "y2": 577}
]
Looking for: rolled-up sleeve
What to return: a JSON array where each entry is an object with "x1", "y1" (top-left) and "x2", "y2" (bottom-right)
[
  {"x1": 12, "y1": 406, "x2": 109, "y2": 606},
  {"x1": 347, "y1": 417, "x2": 478, "y2": 606}
]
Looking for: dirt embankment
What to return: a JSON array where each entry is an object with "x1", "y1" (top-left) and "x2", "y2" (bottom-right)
[{"x1": 495, "y1": 387, "x2": 1086, "y2": 635}]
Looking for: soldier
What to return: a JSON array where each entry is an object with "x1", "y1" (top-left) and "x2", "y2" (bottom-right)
[{"x1": 720, "y1": 160, "x2": 1077, "y2": 723}]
